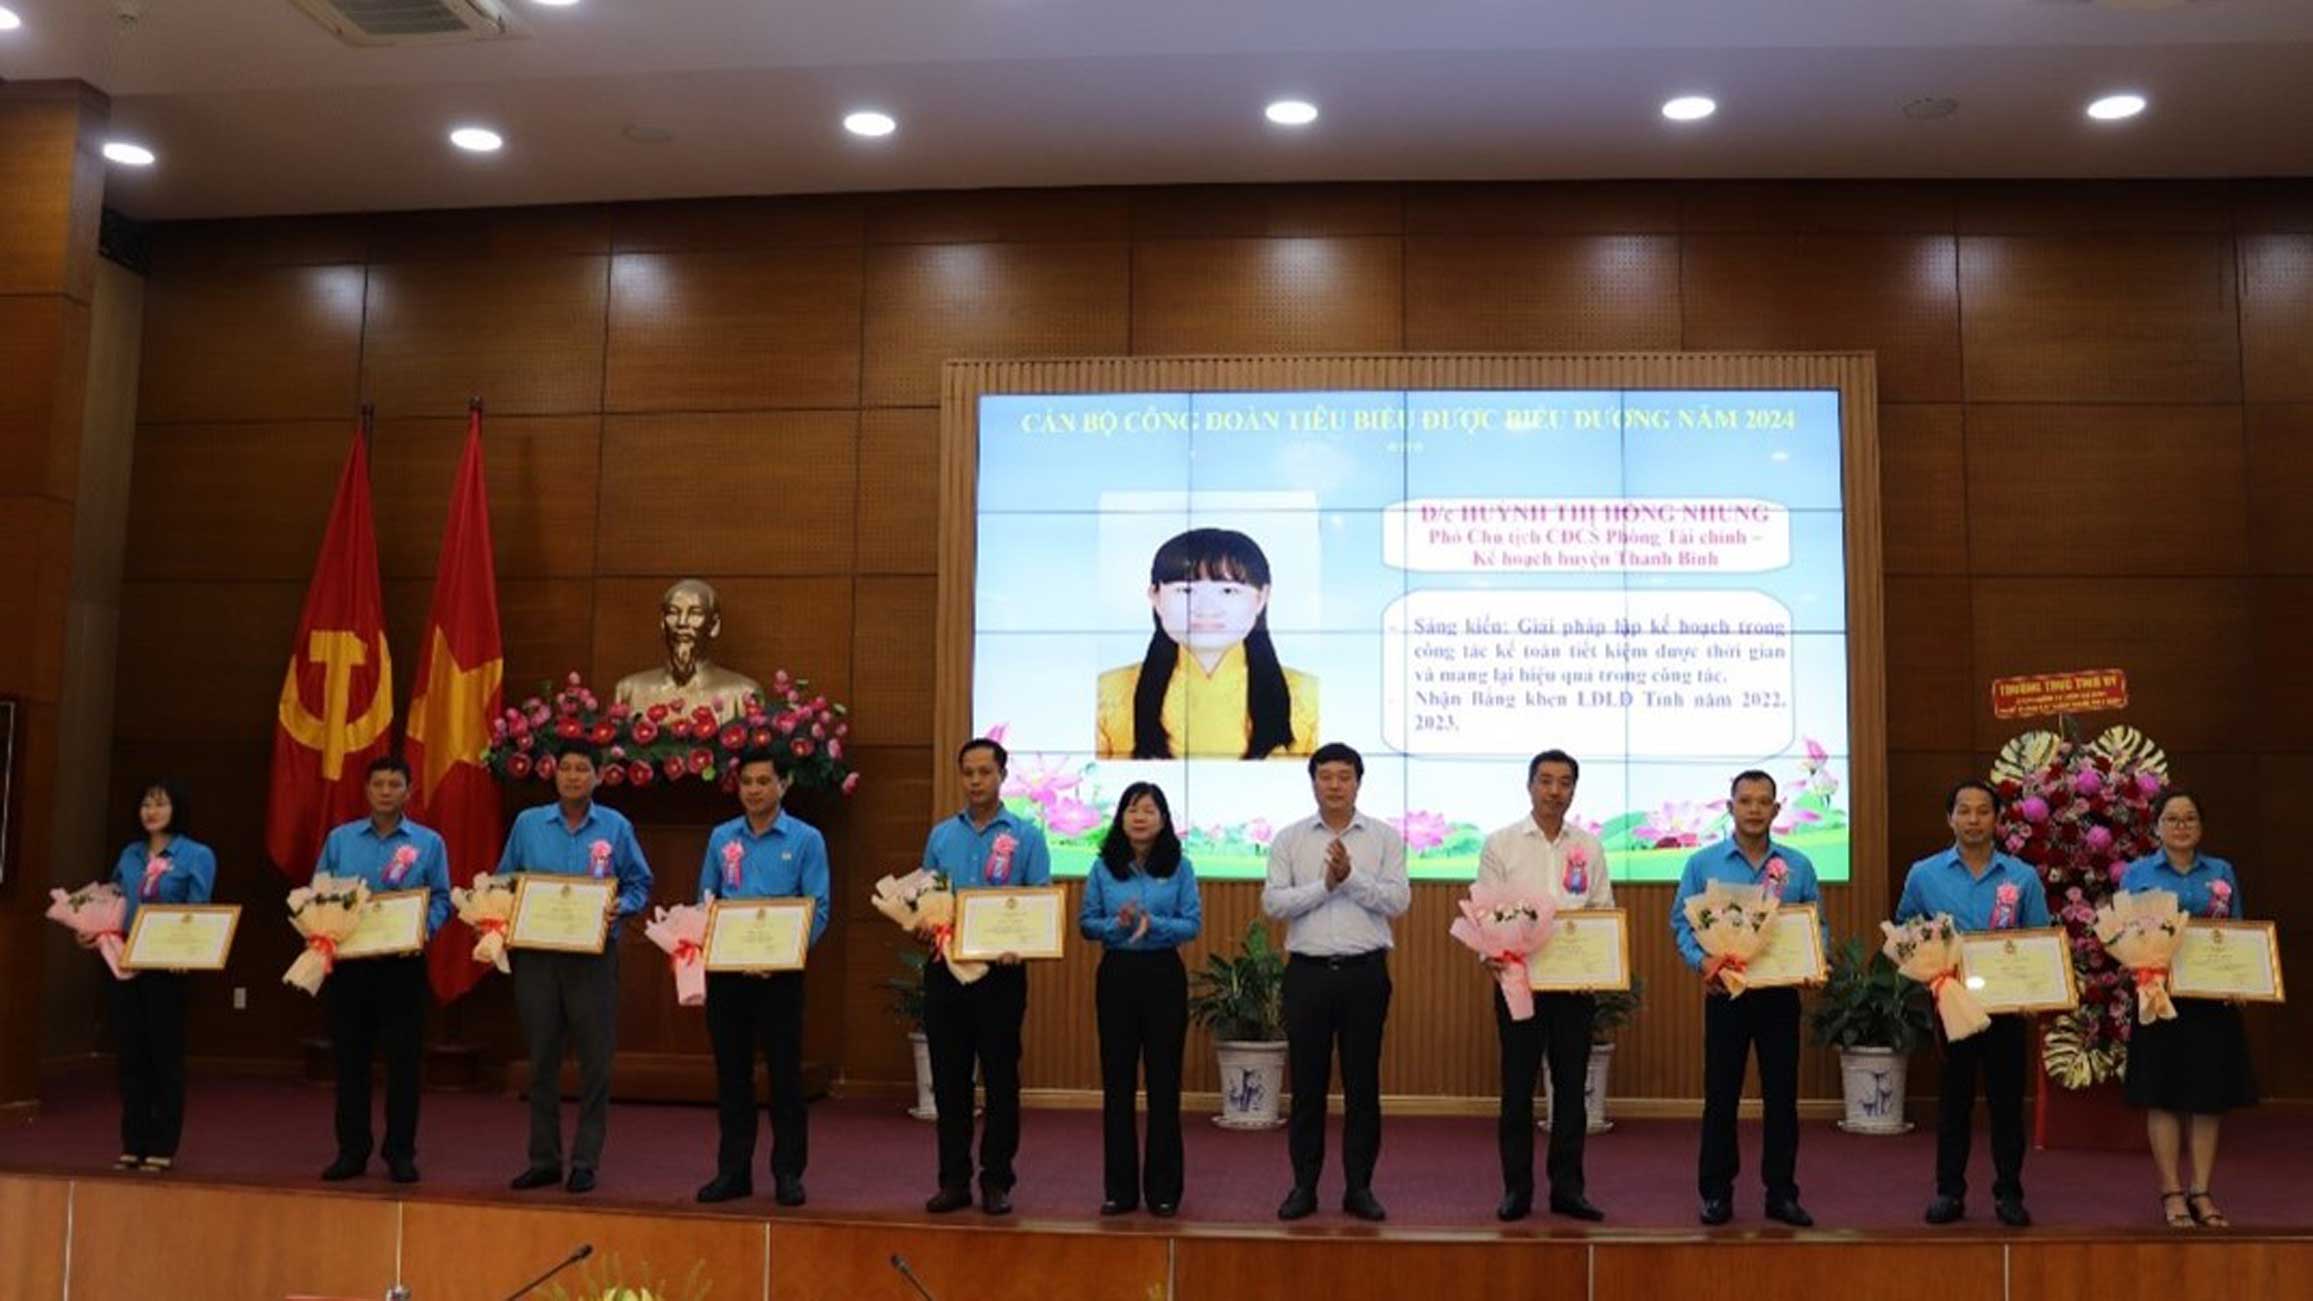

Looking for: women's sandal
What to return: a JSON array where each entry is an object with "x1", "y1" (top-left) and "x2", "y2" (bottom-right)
[
  {"x1": 2159, "y1": 1189, "x2": 2193, "y2": 1228},
  {"x1": 2187, "y1": 1190, "x2": 2230, "y2": 1228}
]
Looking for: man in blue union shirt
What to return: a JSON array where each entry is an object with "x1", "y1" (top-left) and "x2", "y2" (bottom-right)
[
  {"x1": 313, "y1": 754, "x2": 451, "y2": 1185},
  {"x1": 1895, "y1": 779, "x2": 2050, "y2": 1229},
  {"x1": 1669, "y1": 769, "x2": 1823, "y2": 1229},
  {"x1": 496, "y1": 743, "x2": 653, "y2": 1195},
  {"x1": 919, "y1": 737, "x2": 1051, "y2": 1216},
  {"x1": 694, "y1": 750, "x2": 830, "y2": 1209}
]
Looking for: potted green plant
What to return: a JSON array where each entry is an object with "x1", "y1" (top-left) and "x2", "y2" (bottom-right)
[
  {"x1": 880, "y1": 947, "x2": 935, "y2": 1120},
  {"x1": 1810, "y1": 937, "x2": 1932, "y2": 1134},
  {"x1": 1188, "y1": 920, "x2": 1288, "y2": 1129},
  {"x1": 1544, "y1": 979, "x2": 1642, "y2": 1135}
]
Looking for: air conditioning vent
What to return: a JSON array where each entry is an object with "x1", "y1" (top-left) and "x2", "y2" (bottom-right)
[{"x1": 288, "y1": 0, "x2": 512, "y2": 47}]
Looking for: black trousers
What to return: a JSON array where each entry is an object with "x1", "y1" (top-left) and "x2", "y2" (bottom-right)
[
  {"x1": 1699, "y1": 987, "x2": 1802, "y2": 1203},
  {"x1": 1497, "y1": 989, "x2": 1594, "y2": 1201},
  {"x1": 924, "y1": 961, "x2": 1027, "y2": 1192},
  {"x1": 110, "y1": 972, "x2": 188, "y2": 1159},
  {"x1": 1936, "y1": 1013, "x2": 2029, "y2": 1201},
  {"x1": 1095, "y1": 949, "x2": 1188, "y2": 1206},
  {"x1": 705, "y1": 971, "x2": 808, "y2": 1183},
  {"x1": 1284, "y1": 952, "x2": 1391, "y2": 1193},
  {"x1": 327, "y1": 955, "x2": 427, "y2": 1163},
  {"x1": 513, "y1": 947, "x2": 619, "y2": 1174}
]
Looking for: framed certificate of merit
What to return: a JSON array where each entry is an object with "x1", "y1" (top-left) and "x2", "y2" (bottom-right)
[
  {"x1": 2170, "y1": 920, "x2": 2286, "y2": 1003},
  {"x1": 508, "y1": 875, "x2": 615, "y2": 953},
  {"x1": 705, "y1": 898, "x2": 812, "y2": 972},
  {"x1": 335, "y1": 889, "x2": 428, "y2": 960},
  {"x1": 123, "y1": 904, "x2": 242, "y2": 971},
  {"x1": 1742, "y1": 905, "x2": 1828, "y2": 989},
  {"x1": 1528, "y1": 909, "x2": 1631, "y2": 992},
  {"x1": 952, "y1": 887, "x2": 1068, "y2": 961},
  {"x1": 1958, "y1": 927, "x2": 2080, "y2": 1014}
]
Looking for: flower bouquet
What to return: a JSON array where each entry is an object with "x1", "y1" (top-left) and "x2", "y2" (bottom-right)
[
  {"x1": 283, "y1": 874, "x2": 372, "y2": 996},
  {"x1": 453, "y1": 872, "x2": 519, "y2": 974},
  {"x1": 46, "y1": 882, "x2": 132, "y2": 980},
  {"x1": 2092, "y1": 889, "x2": 2184, "y2": 1025},
  {"x1": 1880, "y1": 913, "x2": 1990, "y2": 1041},
  {"x1": 1681, "y1": 880, "x2": 1778, "y2": 996},
  {"x1": 871, "y1": 869, "x2": 986, "y2": 984},
  {"x1": 645, "y1": 903, "x2": 711, "y2": 1006},
  {"x1": 482, "y1": 669, "x2": 859, "y2": 796},
  {"x1": 1447, "y1": 880, "x2": 1554, "y2": 1020}
]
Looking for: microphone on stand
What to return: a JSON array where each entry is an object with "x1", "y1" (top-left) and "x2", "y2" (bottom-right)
[
  {"x1": 503, "y1": 1244, "x2": 593, "y2": 1300},
  {"x1": 889, "y1": 1253, "x2": 938, "y2": 1301}
]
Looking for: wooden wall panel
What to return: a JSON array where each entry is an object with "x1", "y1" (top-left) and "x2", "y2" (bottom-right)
[
  {"x1": 862, "y1": 243, "x2": 1131, "y2": 406},
  {"x1": 1131, "y1": 238, "x2": 1405, "y2": 356},
  {"x1": 1403, "y1": 236, "x2": 1681, "y2": 353},
  {"x1": 857, "y1": 407, "x2": 939, "y2": 574},
  {"x1": 67, "y1": 1182, "x2": 398, "y2": 1300},
  {"x1": 0, "y1": 294, "x2": 90, "y2": 500},
  {"x1": 1404, "y1": 181, "x2": 1681, "y2": 234},
  {"x1": 0, "y1": 90, "x2": 96, "y2": 298},
  {"x1": 2245, "y1": 404, "x2": 2313, "y2": 574},
  {"x1": 1681, "y1": 235, "x2": 1961, "y2": 401},
  {"x1": 370, "y1": 413, "x2": 602, "y2": 580},
  {"x1": 144, "y1": 213, "x2": 371, "y2": 273},
  {"x1": 113, "y1": 581, "x2": 305, "y2": 741},
  {"x1": 1176, "y1": 1236, "x2": 1585, "y2": 1301},
  {"x1": 768, "y1": 1221, "x2": 1165, "y2": 1301},
  {"x1": 590, "y1": 576, "x2": 854, "y2": 709},
  {"x1": 597, "y1": 412, "x2": 858, "y2": 574},
  {"x1": 1958, "y1": 236, "x2": 2240, "y2": 403},
  {"x1": 1955, "y1": 180, "x2": 2238, "y2": 235},
  {"x1": 1133, "y1": 183, "x2": 1405, "y2": 239},
  {"x1": 137, "y1": 266, "x2": 364, "y2": 422},
  {"x1": 2251, "y1": 579, "x2": 2313, "y2": 749},
  {"x1": 1680, "y1": 180, "x2": 1957, "y2": 233},
  {"x1": 366, "y1": 204, "x2": 612, "y2": 261},
  {"x1": 2240, "y1": 234, "x2": 2313, "y2": 404},
  {"x1": 1878, "y1": 404, "x2": 1967, "y2": 574},
  {"x1": 402, "y1": 1200, "x2": 768, "y2": 1301},
  {"x1": 867, "y1": 188, "x2": 1133, "y2": 245},
  {"x1": 0, "y1": 1176, "x2": 67, "y2": 1301},
  {"x1": 605, "y1": 250, "x2": 863, "y2": 411},
  {"x1": 1883, "y1": 576, "x2": 1975, "y2": 753},
  {"x1": 121, "y1": 420, "x2": 346, "y2": 581},
  {"x1": 850, "y1": 576, "x2": 938, "y2": 746},
  {"x1": 1964, "y1": 405, "x2": 2247, "y2": 575},
  {"x1": 0, "y1": 497, "x2": 73, "y2": 704},
  {"x1": 361, "y1": 256, "x2": 609, "y2": 416},
  {"x1": 610, "y1": 195, "x2": 867, "y2": 252},
  {"x1": 1595, "y1": 1242, "x2": 2004, "y2": 1301},
  {"x1": 2008, "y1": 1241, "x2": 2313, "y2": 1301}
]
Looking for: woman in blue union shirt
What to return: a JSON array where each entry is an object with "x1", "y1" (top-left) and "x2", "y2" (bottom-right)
[
  {"x1": 2119, "y1": 791, "x2": 2257, "y2": 1229},
  {"x1": 1079, "y1": 781, "x2": 1202, "y2": 1217},
  {"x1": 101, "y1": 780, "x2": 216, "y2": 1173}
]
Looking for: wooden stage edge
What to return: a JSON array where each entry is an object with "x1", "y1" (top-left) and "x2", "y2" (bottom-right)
[{"x1": 3, "y1": 1172, "x2": 2310, "y2": 1301}]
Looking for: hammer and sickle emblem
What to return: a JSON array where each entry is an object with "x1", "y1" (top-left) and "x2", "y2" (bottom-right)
[{"x1": 276, "y1": 630, "x2": 395, "y2": 780}]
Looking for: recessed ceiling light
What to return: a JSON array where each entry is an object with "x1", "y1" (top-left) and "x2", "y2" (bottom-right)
[
  {"x1": 844, "y1": 110, "x2": 897, "y2": 138},
  {"x1": 2086, "y1": 93, "x2": 2147, "y2": 121},
  {"x1": 1661, "y1": 96, "x2": 1717, "y2": 122},
  {"x1": 531, "y1": 0, "x2": 580, "y2": 6},
  {"x1": 102, "y1": 141, "x2": 156, "y2": 167},
  {"x1": 0, "y1": 7, "x2": 24, "y2": 31},
  {"x1": 1265, "y1": 99, "x2": 1319, "y2": 127},
  {"x1": 449, "y1": 126, "x2": 504, "y2": 153}
]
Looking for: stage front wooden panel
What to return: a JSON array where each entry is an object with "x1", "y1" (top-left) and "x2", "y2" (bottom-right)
[
  {"x1": 0, "y1": 1175, "x2": 68, "y2": 1301},
  {"x1": 66, "y1": 1181, "x2": 399, "y2": 1299},
  {"x1": 766, "y1": 1220, "x2": 1170, "y2": 1301},
  {"x1": 2007, "y1": 1241, "x2": 2313, "y2": 1301},
  {"x1": 401, "y1": 1200, "x2": 770, "y2": 1301},
  {"x1": 1593, "y1": 1240, "x2": 2005, "y2": 1301},
  {"x1": 1173, "y1": 1234, "x2": 1586, "y2": 1300}
]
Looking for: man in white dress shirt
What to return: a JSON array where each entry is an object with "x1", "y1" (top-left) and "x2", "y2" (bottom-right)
[
  {"x1": 1475, "y1": 749, "x2": 1612, "y2": 1222},
  {"x1": 1262, "y1": 742, "x2": 1410, "y2": 1223}
]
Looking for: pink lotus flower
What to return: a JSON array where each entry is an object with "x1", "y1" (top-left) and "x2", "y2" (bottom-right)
[
  {"x1": 1001, "y1": 754, "x2": 1081, "y2": 808},
  {"x1": 1636, "y1": 800, "x2": 1709, "y2": 848},
  {"x1": 840, "y1": 771, "x2": 861, "y2": 796},
  {"x1": 1392, "y1": 809, "x2": 1451, "y2": 852},
  {"x1": 1772, "y1": 806, "x2": 1822, "y2": 836},
  {"x1": 982, "y1": 723, "x2": 1009, "y2": 745},
  {"x1": 1245, "y1": 817, "x2": 1275, "y2": 846},
  {"x1": 1045, "y1": 796, "x2": 1103, "y2": 837}
]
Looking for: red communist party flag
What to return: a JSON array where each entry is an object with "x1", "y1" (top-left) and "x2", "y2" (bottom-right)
[
  {"x1": 407, "y1": 405, "x2": 506, "y2": 1002},
  {"x1": 265, "y1": 423, "x2": 394, "y2": 883}
]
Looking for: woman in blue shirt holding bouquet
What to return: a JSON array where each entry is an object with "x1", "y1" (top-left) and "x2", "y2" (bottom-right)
[
  {"x1": 101, "y1": 780, "x2": 216, "y2": 1173},
  {"x1": 1079, "y1": 781, "x2": 1202, "y2": 1217}
]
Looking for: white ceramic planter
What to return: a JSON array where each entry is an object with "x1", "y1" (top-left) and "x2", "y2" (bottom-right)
[
  {"x1": 1212, "y1": 1040, "x2": 1289, "y2": 1129},
  {"x1": 1836, "y1": 1046, "x2": 1913, "y2": 1134},
  {"x1": 1541, "y1": 1040, "x2": 1612, "y2": 1135}
]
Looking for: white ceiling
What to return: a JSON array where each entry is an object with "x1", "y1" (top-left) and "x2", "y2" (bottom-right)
[{"x1": 4, "y1": 0, "x2": 2312, "y2": 220}]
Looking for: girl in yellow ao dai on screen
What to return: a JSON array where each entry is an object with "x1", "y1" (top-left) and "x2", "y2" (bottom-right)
[{"x1": 1096, "y1": 528, "x2": 1318, "y2": 760}]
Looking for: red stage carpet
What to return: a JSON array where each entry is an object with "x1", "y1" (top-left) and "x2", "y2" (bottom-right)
[{"x1": 6, "y1": 1076, "x2": 2308, "y2": 1232}]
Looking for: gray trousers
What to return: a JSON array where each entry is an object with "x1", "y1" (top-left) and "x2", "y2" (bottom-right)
[{"x1": 514, "y1": 946, "x2": 619, "y2": 1173}]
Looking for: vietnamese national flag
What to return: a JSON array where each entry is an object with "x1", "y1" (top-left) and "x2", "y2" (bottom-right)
[
  {"x1": 265, "y1": 424, "x2": 395, "y2": 882},
  {"x1": 407, "y1": 406, "x2": 506, "y2": 1003}
]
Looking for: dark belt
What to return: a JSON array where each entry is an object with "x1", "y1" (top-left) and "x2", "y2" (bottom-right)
[{"x1": 1289, "y1": 949, "x2": 1387, "y2": 969}]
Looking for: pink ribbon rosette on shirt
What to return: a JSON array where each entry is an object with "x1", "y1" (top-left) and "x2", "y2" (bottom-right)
[
  {"x1": 2206, "y1": 879, "x2": 2233, "y2": 920},
  {"x1": 47, "y1": 882, "x2": 133, "y2": 980},
  {"x1": 140, "y1": 854, "x2": 172, "y2": 900},
  {"x1": 645, "y1": 903, "x2": 712, "y2": 1007},
  {"x1": 1762, "y1": 855, "x2": 1790, "y2": 903},
  {"x1": 1988, "y1": 881, "x2": 2020, "y2": 930},
  {"x1": 588, "y1": 838, "x2": 613, "y2": 879},
  {"x1": 1561, "y1": 847, "x2": 1590, "y2": 897},
  {"x1": 385, "y1": 844, "x2": 419, "y2": 888},
  {"x1": 985, "y1": 833, "x2": 1017, "y2": 886},
  {"x1": 720, "y1": 839, "x2": 746, "y2": 892},
  {"x1": 1449, "y1": 880, "x2": 1555, "y2": 1021}
]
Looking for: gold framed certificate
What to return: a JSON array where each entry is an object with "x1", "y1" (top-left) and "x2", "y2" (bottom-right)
[
  {"x1": 2171, "y1": 920, "x2": 2286, "y2": 1003},
  {"x1": 335, "y1": 889, "x2": 428, "y2": 960},
  {"x1": 1958, "y1": 927, "x2": 2079, "y2": 1014},
  {"x1": 1528, "y1": 909, "x2": 1631, "y2": 992},
  {"x1": 508, "y1": 875, "x2": 615, "y2": 953},
  {"x1": 1743, "y1": 905, "x2": 1828, "y2": 989},
  {"x1": 952, "y1": 886, "x2": 1068, "y2": 961},
  {"x1": 705, "y1": 898, "x2": 812, "y2": 972},
  {"x1": 123, "y1": 904, "x2": 242, "y2": 971}
]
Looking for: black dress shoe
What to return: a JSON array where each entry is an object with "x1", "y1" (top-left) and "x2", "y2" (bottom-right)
[
  {"x1": 1276, "y1": 1186, "x2": 1318, "y2": 1221},
  {"x1": 1995, "y1": 1197, "x2": 2032, "y2": 1228},
  {"x1": 925, "y1": 1186, "x2": 973, "y2": 1214},
  {"x1": 979, "y1": 1184, "x2": 1013, "y2": 1216},
  {"x1": 1149, "y1": 1201, "x2": 1178, "y2": 1218},
  {"x1": 1342, "y1": 1188, "x2": 1387, "y2": 1222},
  {"x1": 387, "y1": 1159, "x2": 420, "y2": 1185},
  {"x1": 1496, "y1": 1192, "x2": 1533, "y2": 1222},
  {"x1": 1100, "y1": 1198, "x2": 1138, "y2": 1216},
  {"x1": 1550, "y1": 1195, "x2": 1606, "y2": 1223},
  {"x1": 696, "y1": 1175, "x2": 751, "y2": 1204},
  {"x1": 1700, "y1": 1196, "x2": 1734, "y2": 1226},
  {"x1": 564, "y1": 1168, "x2": 596, "y2": 1194},
  {"x1": 774, "y1": 1177, "x2": 807, "y2": 1208},
  {"x1": 1764, "y1": 1198, "x2": 1814, "y2": 1228},
  {"x1": 320, "y1": 1156, "x2": 365, "y2": 1182},
  {"x1": 1924, "y1": 1195, "x2": 1965, "y2": 1225},
  {"x1": 509, "y1": 1167, "x2": 560, "y2": 1191}
]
